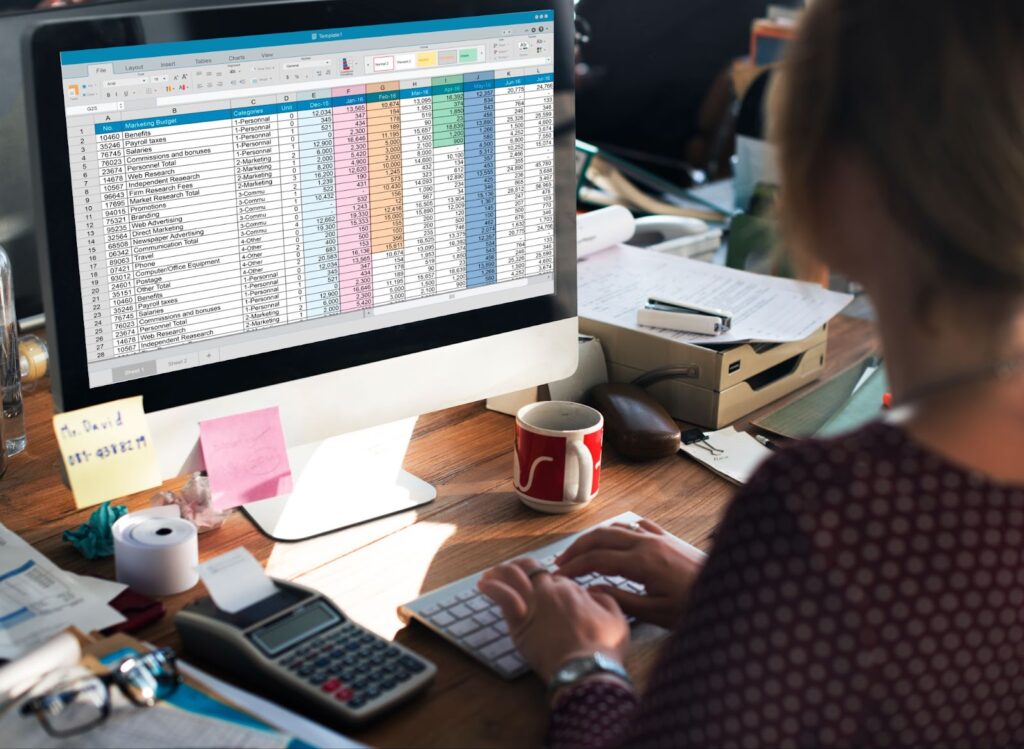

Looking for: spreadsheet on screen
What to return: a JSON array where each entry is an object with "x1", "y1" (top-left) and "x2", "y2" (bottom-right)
[{"x1": 59, "y1": 11, "x2": 557, "y2": 388}]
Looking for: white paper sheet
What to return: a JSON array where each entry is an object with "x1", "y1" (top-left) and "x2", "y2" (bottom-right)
[
  {"x1": 579, "y1": 244, "x2": 853, "y2": 344},
  {"x1": 196, "y1": 548, "x2": 278, "y2": 614},
  {"x1": 67, "y1": 574, "x2": 129, "y2": 603},
  {"x1": 181, "y1": 663, "x2": 366, "y2": 749},
  {"x1": 679, "y1": 427, "x2": 774, "y2": 485},
  {"x1": 0, "y1": 524, "x2": 125, "y2": 660}
]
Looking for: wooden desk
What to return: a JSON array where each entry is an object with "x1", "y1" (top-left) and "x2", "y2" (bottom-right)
[{"x1": 3, "y1": 315, "x2": 875, "y2": 748}]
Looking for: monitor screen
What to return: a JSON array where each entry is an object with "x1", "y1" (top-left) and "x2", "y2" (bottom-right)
[{"x1": 57, "y1": 10, "x2": 557, "y2": 389}]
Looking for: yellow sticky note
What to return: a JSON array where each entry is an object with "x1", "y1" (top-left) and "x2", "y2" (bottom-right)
[{"x1": 52, "y1": 396, "x2": 162, "y2": 508}]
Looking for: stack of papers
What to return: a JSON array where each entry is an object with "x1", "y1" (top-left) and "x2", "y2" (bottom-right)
[
  {"x1": 579, "y1": 245, "x2": 853, "y2": 345},
  {"x1": 0, "y1": 524, "x2": 125, "y2": 660}
]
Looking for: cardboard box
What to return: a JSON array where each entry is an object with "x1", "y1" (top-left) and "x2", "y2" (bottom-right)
[{"x1": 579, "y1": 317, "x2": 828, "y2": 428}]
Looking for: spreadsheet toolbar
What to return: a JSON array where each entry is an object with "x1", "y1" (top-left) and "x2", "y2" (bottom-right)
[{"x1": 62, "y1": 12, "x2": 557, "y2": 387}]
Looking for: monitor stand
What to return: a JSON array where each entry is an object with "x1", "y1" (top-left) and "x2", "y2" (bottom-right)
[{"x1": 242, "y1": 418, "x2": 436, "y2": 541}]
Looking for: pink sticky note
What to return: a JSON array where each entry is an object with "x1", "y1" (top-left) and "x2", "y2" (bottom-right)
[{"x1": 199, "y1": 407, "x2": 293, "y2": 510}]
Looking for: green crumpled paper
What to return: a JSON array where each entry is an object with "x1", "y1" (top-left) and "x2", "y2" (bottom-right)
[{"x1": 62, "y1": 501, "x2": 128, "y2": 559}]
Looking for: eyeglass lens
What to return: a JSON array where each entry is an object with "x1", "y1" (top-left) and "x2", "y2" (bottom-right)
[
  {"x1": 116, "y1": 649, "x2": 179, "y2": 706},
  {"x1": 35, "y1": 677, "x2": 109, "y2": 737}
]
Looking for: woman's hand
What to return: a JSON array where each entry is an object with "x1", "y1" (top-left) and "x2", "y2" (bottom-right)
[
  {"x1": 478, "y1": 558, "x2": 630, "y2": 682},
  {"x1": 555, "y1": 518, "x2": 705, "y2": 628}
]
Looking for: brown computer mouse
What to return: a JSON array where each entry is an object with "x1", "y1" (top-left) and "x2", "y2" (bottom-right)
[{"x1": 590, "y1": 382, "x2": 681, "y2": 460}]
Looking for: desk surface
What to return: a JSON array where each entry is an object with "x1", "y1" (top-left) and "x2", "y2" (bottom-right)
[{"x1": 4, "y1": 315, "x2": 875, "y2": 748}]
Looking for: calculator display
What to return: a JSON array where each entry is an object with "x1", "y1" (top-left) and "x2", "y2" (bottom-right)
[{"x1": 250, "y1": 601, "x2": 339, "y2": 656}]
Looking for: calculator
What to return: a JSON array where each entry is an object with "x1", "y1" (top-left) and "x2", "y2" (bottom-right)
[{"x1": 175, "y1": 578, "x2": 436, "y2": 725}]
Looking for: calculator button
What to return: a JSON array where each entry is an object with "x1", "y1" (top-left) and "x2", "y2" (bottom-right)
[
  {"x1": 384, "y1": 648, "x2": 402, "y2": 659},
  {"x1": 310, "y1": 672, "x2": 327, "y2": 685},
  {"x1": 298, "y1": 666, "x2": 313, "y2": 676},
  {"x1": 322, "y1": 678, "x2": 340, "y2": 692},
  {"x1": 365, "y1": 686, "x2": 382, "y2": 699},
  {"x1": 381, "y1": 678, "x2": 397, "y2": 690},
  {"x1": 348, "y1": 696, "x2": 367, "y2": 708},
  {"x1": 345, "y1": 641, "x2": 360, "y2": 651},
  {"x1": 394, "y1": 669, "x2": 410, "y2": 682},
  {"x1": 399, "y1": 656, "x2": 426, "y2": 673},
  {"x1": 334, "y1": 688, "x2": 354, "y2": 701},
  {"x1": 315, "y1": 657, "x2": 329, "y2": 668}
]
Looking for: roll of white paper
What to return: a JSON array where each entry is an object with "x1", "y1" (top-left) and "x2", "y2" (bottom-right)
[
  {"x1": 113, "y1": 506, "x2": 199, "y2": 596},
  {"x1": 0, "y1": 632, "x2": 81, "y2": 700},
  {"x1": 576, "y1": 205, "x2": 636, "y2": 259}
]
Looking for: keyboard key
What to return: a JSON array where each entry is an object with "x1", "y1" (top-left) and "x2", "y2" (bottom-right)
[
  {"x1": 456, "y1": 589, "x2": 477, "y2": 601},
  {"x1": 607, "y1": 575, "x2": 627, "y2": 586},
  {"x1": 421, "y1": 603, "x2": 442, "y2": 616},
  {"x1": 463, "y1": 626, "x2": 501, "y2": 649},
  {"x1": 473, "y1": 610, "x2": 498, "y2": 627},
  {"x1": 467, "y1": 597, "x2": 491, "y2": 612},
  {"x1": 495, "y1": 619, "x2": 509, "y2": 635},
  {"x1": 448, "y1": 618, "x2": 480, "y2": 637},
  {"x1": 497, "y1": 653, "x2": 524, "y2": 674},
  {"x1": 480, "y1": 636, "x2": 516, "y2": 661},
  {"x1": 449, "y1": 604, "x2": 473, "y2": 619}
]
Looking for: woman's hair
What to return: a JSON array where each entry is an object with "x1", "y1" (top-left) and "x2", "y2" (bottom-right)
[{"x1": 769, "y1": 0, "x2": 1024, "y2": 296}]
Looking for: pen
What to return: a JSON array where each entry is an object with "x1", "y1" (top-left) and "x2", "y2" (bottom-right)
[{"x1": 754, "y1": 434, "x2": 780, "y2": 451}]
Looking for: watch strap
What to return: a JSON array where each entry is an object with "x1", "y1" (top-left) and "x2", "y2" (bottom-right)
[{"x1": 547, "y1": 652, "x2": 632, "y2": 696}]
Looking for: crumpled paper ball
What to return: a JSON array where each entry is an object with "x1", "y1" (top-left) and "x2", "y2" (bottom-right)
[
  {"x1": 150, "y1": 472, "x2": 229, "y2": 532},
  {"x1": 62, "y1": 501, "x2": 127, "y2": 559}
]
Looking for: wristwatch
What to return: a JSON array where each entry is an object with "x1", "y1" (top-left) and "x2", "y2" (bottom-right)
[{"x1": 548, "y1": 652, "x2": 632, "y2": 695}]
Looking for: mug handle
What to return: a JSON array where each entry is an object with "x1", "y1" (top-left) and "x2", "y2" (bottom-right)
[{"x1": 567, "y1": 440, "x2": 593, "y2": 504}]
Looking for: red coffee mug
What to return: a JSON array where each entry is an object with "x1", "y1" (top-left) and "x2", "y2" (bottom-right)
[{"x1": 514, "y1": 401, "x2": 603, "y2": 513}]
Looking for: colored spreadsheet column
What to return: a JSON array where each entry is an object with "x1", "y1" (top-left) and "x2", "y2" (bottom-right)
[
  {"x1": 432, "y1": 75, "x2": 467, "y2": 294},
  {"x1": 400, "y1": 78, "x2": 436, "y2": 301},
  {"x1": 276, "y1": 94, "x2": 306, "y2": 323},
  {"x1": 333, "y1": 84, "x2": 373, "y2": 312},
  {"x1": 298, "y1": 94, "x2": 340, "y2": 318},
  {"x1": 367, "y1": 80, "x2": 405, "y2": 306},
  {"x1": 463, "y1": 71, "x2": 497, "y2": 288},
  {"x1": 494, "y1": 69, "x2": 528, "y2": 283}
]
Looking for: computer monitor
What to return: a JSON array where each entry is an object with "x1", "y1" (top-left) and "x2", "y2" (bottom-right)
[{"x1": 26, "y1": 0, "x2": 577, "y2": 540}]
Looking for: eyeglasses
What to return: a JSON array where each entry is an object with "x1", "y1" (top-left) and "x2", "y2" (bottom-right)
[{"x1": 19, "y1": 647, "x2": 180, "y2": 738}]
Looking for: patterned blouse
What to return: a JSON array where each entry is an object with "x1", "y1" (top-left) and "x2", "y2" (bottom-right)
[{"x1": 548, "y1": 421, "x2": 1024, "y2": 748}]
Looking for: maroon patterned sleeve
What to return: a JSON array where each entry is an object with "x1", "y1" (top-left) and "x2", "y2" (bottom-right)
[{"x1": 547, "y1": 679, "x2": 639, "y2": 748}]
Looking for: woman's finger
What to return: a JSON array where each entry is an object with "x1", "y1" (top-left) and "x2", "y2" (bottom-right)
[
  {"x1": 555, "y1": 527, "x2": 639, "y2": 565},
  {"x1": 556, "y1": 549, "x2": 646, "y2": 581},
  {"x1": 482, "y1": 560, "x2": 536, "y2": 601},
  {"x1": 477, "y1": 578, "x2": 528, "y2": 623},
  {"x1": 588, "y1": 584, "x2": 663, "y2": 620},
  {"x1": 637, "y1": 518, "x2": 666, "y2": 535}
]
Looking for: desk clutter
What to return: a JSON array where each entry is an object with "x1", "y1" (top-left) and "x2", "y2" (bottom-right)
[{"x1": 0, "y1": 629, "x2": 362, "y2": 748}]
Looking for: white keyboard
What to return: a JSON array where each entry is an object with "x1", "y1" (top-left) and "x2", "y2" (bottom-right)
[{"x1": 398, "y1": 511, "x2": 703, "y2": 679}]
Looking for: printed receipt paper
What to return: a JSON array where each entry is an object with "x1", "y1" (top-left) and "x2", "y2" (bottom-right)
[
  {"x1": 199, "y1": 406, "x2": 293, "y2": 510},
  {"x1": 52, "y1": 395, "x2": 162, "y2": 509}
]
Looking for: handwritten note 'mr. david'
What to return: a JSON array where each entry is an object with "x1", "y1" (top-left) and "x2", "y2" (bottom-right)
[{"x1": 52, "y1": 395, "x2": 162, "y2": 508}]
